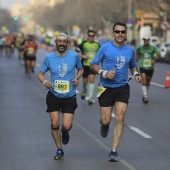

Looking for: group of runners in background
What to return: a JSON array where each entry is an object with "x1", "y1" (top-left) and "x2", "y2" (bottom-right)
[{"x1": 0, "y1": 32, "x2": 38, "y2": 78}]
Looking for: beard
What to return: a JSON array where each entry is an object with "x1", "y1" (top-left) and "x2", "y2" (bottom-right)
[{"x1": 57, "y1": 45, "x2": 67, "y2": 53}]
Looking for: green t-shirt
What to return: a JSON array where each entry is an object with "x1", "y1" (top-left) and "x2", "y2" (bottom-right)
[
  {"x1": 16, "y1": 38, "x2": 25, "y2": 50},
  {"x1": 79, "y1": 41, "x2": 100, "y2": 66},
  {"x1": 136, "y1": 45, "x2": 160, "y2": 70}
]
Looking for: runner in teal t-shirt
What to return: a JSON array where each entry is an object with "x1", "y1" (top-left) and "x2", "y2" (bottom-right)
[
  {"x1": 90, "y1": 22, "x2": 142, "y2": 162},
  {"x1": 136, "y1": 35, "x2": 160, "y2": 104},
  {"x1": 37, "y1": 32, "x2": 83, "y2": 160}
]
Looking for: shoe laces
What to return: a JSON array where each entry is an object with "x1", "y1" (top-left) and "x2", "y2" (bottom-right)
[{"x1": 111, "y1": 151, "x2": 118, "y2": 156}]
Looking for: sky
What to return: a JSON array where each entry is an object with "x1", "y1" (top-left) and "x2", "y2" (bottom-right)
[{"x1": 0, "y1": 0, "x2": 28, "y2": 10}]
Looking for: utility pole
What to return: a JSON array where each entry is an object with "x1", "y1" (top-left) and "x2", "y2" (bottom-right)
[
  {"x1": 128, "y1": 0, "x2": 131, "y2": 20},
  {"x1": 163, "y1": 0, "x2": 167, "y2": 42},
  {"x1": 127, "y1": 0, "x2": 132, "y2": 42}
]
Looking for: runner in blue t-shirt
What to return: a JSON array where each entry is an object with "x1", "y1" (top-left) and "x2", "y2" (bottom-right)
[
  {"x1": 90, "y1": 22, "x2": 142, "y2": 162},
  {"x1": 37, "y1": 32, "x2": 83, "y2": 160}
]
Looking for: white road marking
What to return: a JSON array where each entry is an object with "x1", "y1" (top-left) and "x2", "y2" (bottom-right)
[
  {"x1": 150, "y1": 82, "x2": 164, "y2": 88},
  {"x1": 128, "y1": 75, "x2": 167, "y2": 89},
  {"x1": 74, "y1": 121, "x2": 136, "y2": 170},
  {"x1": 111, "y1": 112, "x2": 115, "y2": 117},
  {"x1": 85, "y1": 96, "x2": 95, "y2": 103},
  {"x1": 128, "y1": 126, "x2": 152, "y2": 138},
  {"x1": 36, "y1": 63, "x2": 40, "y2": 68},
  {"x1": 76, "y1": 89, "x2": 80, "y2": 93}
]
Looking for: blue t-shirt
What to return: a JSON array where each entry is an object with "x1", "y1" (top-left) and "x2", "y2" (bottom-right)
[
  {"x1": 91, "y1": 41, "x2": 137, "y2": 88},
  {"x1": 40, "y1": 50, "x2": 82, "y2": 98}
]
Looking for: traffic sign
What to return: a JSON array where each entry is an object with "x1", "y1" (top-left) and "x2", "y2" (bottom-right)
[
  {"x1": 160, "y1": 20, "x2": 170, "y2": 31},
  {"x1": 136, "y1": 10, "x2": 143, "y2": 18}
]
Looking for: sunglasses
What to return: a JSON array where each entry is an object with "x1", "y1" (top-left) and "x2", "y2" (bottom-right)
[
  {"x1": 114, "y1": 30, "x2": 126, "y2": 34},
  {"x1": 88, "y1": 35, "x2": 95, "y2": 37}
]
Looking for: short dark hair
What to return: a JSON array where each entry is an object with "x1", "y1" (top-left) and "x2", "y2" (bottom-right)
[
  {"x1": 113, "y1": 22, "x2": 127, "y2": 31},
  {"x1": 87, "y1": 29, "x2": 96, "y2": 35}
]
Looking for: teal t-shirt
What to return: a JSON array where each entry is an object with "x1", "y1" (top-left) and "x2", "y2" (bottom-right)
[
  {"x1": 91, "y1": 41, "x2": 137, "y2": 88},
  {"x1": 40, "y1": 50, "x2": 82, "y2": 98}
]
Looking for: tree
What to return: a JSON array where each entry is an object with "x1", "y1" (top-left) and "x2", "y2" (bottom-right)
[
  {"x1": 0, "y1": 8, "x2": 15, "y2": 32},
  {"x1": 30, "y1": 0, "x2": 170, "y2": 33}
]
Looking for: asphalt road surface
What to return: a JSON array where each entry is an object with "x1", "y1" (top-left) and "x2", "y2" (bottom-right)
[{"x1": 0, "y1": 48, "x2": 170, "y2": 170}]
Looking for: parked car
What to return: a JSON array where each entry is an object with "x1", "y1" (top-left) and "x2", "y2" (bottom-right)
[{"x1": 159, "y1": 42, "x2": 170, "y2": 63}]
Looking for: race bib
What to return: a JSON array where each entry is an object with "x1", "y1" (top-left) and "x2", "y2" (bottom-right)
[
  {"x1": 97, "y1": 84, "x2": 106, "y2": 97},
  {"x1": 87, "y1": 54, "x2": 94, "y2": 63},
  {"x1": 28, "y1": 47, "x2": 34, "y2": 54},
  {"x1": 143, "y1": 59, "x2": 151, "y2": 67},
  {"x1": 54, "y1": 80, "x2": 69, "y2": 94}
]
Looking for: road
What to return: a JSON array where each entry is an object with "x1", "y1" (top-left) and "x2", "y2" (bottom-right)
[{"x1": 0, "y1": 48, "x2": 170, "y2": 170}]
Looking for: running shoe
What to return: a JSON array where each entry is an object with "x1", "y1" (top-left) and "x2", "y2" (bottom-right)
[
  {"x1": 54, "y1": 149, "x2": 64, "y2": 160},
  {"x1": 88, "y1": 98, "x2": 93, "y2": 105},
  {"x1": 31, "y1": 67, "x2": 35, "y2": 73},
  {"x1": 27, "y1": 74, "x2": 31, "y2": 79},
  {"x1": 109, "y1": 150, "x2": 119, "y2": 162},
  {"x1": 100, "y1": 124, "x2": 109, "y2": 138},
  {"x1": 62, "y1": 130, "x2": 70, "y2": 145},
  {"x1": 143, "y1": 96, "x2": 149, "y2": 104},
  {"x1": 81, "y1": 91, "x2": 86, "y2": 100}
]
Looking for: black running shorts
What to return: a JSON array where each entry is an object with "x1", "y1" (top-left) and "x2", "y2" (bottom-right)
[
  {"x1": 26, "y1": 55, "x2": 36, "y2": 61},
  {"x1": 46, "y1": 91, "x2": 78, "y2": 114},
  {"x1": 140, "y1": 67, "x2": 154, "y2": 77},
  {"x1": 83, "y1": 66, "x2": 96, "y2": 78},
  {"x1": 98, "y1": 84, "x2": 130, "y2": 107}
]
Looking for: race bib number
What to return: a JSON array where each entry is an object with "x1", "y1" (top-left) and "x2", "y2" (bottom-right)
[
  {"x1": 97, "y1": 84, "x2": 106, "y2": 97},
  {"x1": 143, "y1": 59, "x2": 151, "y2": 67},
  {"x1": 54, "y1": 80, "x2": 69, "y2": 94},
  {"x1": 28, "y1": 47, "x2": 34, "y2": 54}
]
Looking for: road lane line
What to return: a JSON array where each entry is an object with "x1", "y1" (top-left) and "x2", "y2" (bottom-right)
[
  {"x1": 150, "y1": 82, "x2": 165, "y2": 88},
  {"x1": 128, "y1": 126, "x2": 152, "y2": 139},
  {"x1": 111, "y1": 112, "x2": 115, "y2": 117},
  {"x1": 76, "y1": 89, "x2": 80, "y2": 93},
  {"x1": 74, "y1": 121, "x2": 137, "y2": 170},
  {"x1": 36, "y1": 63, "x2": 40, "y2": 68},
  {"x1": 32, "y1": 74, "x2": 136, "y2": 169},
  {"x1": 128, "y1": 75, "x2": 167, "y2": 89}
]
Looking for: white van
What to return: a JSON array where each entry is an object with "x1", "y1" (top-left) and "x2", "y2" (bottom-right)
[
  {"x1": 149, "y1": 36, "x2": 160, "y2": 47},
  {"x1": 139, "y1": 35, "x2": 160, "y2": 48}
]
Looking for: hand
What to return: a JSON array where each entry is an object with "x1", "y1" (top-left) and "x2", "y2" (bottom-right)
[
  {"x1": 83, "y1": 55, "x2": 89, "y2": 59},
  {"x1": 135, "y1": 75, "x2": 142, "y2": 83},
  {"x1": 44, "y1": 81, "x2": 52, "y2": 89},
  {"x1": 106, "y1": 70, "x2": 116, "y2": 79},
  {"x1": 72, "y1": 78, "x2": 79, "y2": 87},
  {"x1": 151, "y1": 60, "x2": 156, "y2": 65}
]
